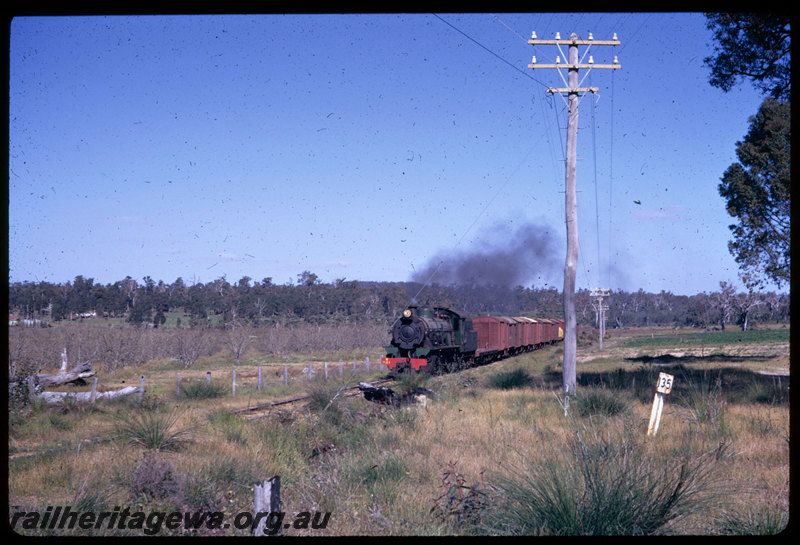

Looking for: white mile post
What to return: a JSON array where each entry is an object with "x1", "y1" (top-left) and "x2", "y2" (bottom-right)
[{"x1": 647, "y1": 372, "x2": 674, "y2": 436}]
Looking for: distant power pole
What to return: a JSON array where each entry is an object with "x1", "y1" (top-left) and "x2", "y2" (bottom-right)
[
  {"x1": 528, "y1": 31, "x2": 620, "y2": 396},
  {"x1": 590, "y1": 288, "x2": 610, "y2": 350}
]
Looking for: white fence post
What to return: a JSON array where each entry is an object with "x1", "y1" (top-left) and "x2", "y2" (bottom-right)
[
  {"x1": 27, "y1": 376, "x2": 37, "y2": 404},
  {"x1": 90, "y1": 377, "x2": 98, "y2": 404}
]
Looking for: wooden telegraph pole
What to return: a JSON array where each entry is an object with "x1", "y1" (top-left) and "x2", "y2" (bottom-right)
[
  {"x1": 529, "y1": 31, "x2": 620, "y2": 398},
  {"x1": 590, "y1": 288, "x2": 610, "y2": 350}
]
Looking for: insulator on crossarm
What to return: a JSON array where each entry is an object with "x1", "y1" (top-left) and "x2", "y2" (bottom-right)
[
  {"x1": 556, "y1": 56, "x2": 560, "y2": 64},
  {"x1": 588, "y1": 56, "x2": 594, "y2": 64},
  {"x1": 531, "y1": 31, "x2": 537, "y2": 39},
  {"x1": 588, "y1": 32, "x2": 593, "y2": 40},
  {"x1": 612, "y1": 32, "x2": 618, "y2": 40},
  {"x1": 531, "y1": 56, "x2": 537, "y2": 64},
  {"x1": 555, "y1": 32, "x2": 561, "y2": 40}
]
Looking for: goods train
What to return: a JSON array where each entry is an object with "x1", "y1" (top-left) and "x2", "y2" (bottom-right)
[{"x1": 381, "y1": 305, "x2": 565, "y2": 375}]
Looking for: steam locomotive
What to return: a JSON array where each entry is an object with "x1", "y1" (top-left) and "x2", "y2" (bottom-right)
[{"x1": 381, "y1": 305, "x2": 564, "y2": 375}]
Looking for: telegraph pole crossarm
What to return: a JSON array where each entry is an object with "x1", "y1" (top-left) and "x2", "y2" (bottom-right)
[{"x1": 528, "y1": 30, "x2": 621, "y2": 398}]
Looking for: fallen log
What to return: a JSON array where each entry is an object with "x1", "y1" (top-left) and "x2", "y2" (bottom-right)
[
  {"x1": 9, "y1": 362, "x2": 98, "y2": 405},
  {"x1": 10, "y1": 348, "x2": 95, "y2": 388},
  {"x1": 36, "y1": 386, "x2": 141, "y2": 405},
  {"x1": 358, "y1": 381, "x2": 439, "y2": 407},
  {"x1": 358, "y1": 381, "x2": 395, "y2": 404},
  {"x1": 33, "y1": 360, "x2": 96, "y2": 389}
]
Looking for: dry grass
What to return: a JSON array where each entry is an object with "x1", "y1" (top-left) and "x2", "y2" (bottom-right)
[{"x1": 8, "y1": 326, "x2": 789, "y2": 536}]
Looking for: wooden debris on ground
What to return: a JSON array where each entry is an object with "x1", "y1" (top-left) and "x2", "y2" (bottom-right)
[{"x1": 358, "y1": 381, "x2": 438, "y2": 407}]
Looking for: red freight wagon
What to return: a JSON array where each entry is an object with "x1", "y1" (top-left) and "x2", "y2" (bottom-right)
[
  {"x1": 503, "y1": 316, "x2": 523, "y2": 352},
  {"x1": 513, "y1": 316, "x2": 535, "y2": 348},
  {"x1": 472, "y1": 315, "x2": 516, "y2": 356},
  {"x1": 544, "y1": 318, "x2": 562, "y2": 343},
  {"x1": 536, "y1": 318, "x2": 553, "y2": 343},
  {"x1": 527, "y1": 318, "x2": 542, "y2": 346},
  {"x1": 547, "y1": 318, "x2": 559, "y2": 342}
]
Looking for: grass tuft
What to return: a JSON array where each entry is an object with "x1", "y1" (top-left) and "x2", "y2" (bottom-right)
[
  {"x1": 114, "y1": 404, "x2": 195, "y2": 451},
  {"x1": 573, "y1": 387, "x2": 629, "y2": 417},
  {"x1": 713, "y1": 502, "x2": 789, "y2": 535},
  {"x1": 178, "y1": 380, "x2": 227, "y2": 399},
  {"x1": 483, "y1": 418, "x2": 726, "y2": 535}
]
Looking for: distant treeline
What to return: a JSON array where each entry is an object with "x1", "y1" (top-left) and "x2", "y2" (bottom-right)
[{"x1": 8, "y1": 273, "x2": 790, "y2": 331}]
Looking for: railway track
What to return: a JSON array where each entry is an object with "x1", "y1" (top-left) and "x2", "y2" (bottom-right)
[{"x1": 233, "y1": 378, "x2": 396, "y2": 420}]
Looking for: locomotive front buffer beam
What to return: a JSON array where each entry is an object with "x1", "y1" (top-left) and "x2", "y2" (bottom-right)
[{"x1": 381, "y1": 356, "x2": 428, "y2": 372}]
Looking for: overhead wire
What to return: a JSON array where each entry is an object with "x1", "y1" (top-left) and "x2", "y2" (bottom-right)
[
  {"x1": 431, "y1": 13, "x2": 550, "y2": 90},
  {"x1": 608, "y1": 68, "x2": 616, "y2": 289},
  {"x1": 591, "y1": 76, "x2": 602, "y2": 291},
  {"x1": 409, "y1": 14, "x2": 564, "y2": 302},
  {"x1": 415, "y1": 13, "x2": 616, "y2": 301}
]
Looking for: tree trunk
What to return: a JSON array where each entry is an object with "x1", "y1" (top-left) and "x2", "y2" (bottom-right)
[
  {"x1": 36, "y1": 386, "x2": 141, "y2": 405},
  {"x1": 10, "y1": 361, "x2": 96, "y2": 392}
]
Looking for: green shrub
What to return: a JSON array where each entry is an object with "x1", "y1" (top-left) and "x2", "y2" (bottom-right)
[{"x1": 488, "y1": 368, "x2": 533, "y2": 390}]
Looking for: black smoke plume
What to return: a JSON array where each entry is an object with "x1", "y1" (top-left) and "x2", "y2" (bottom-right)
[{"x1": 410, "y1": 220, "x2": 563, "y2": 290}]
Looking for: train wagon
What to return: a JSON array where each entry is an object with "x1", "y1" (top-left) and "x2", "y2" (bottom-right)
[
  {"x1": 507, "y1": 317, "x2": 523, "y2": 353},
  {"x1": 539, "y1": 318, "x2": 556, "y2": 343},
  {"x1": 471, "y1": 315, "x2": 516, "y2": 361},
  {"x1": 513, "y1": 316, "x2": 536, "y2": 349},
  {"x1": 555, "y1": 319, "x2": 566, "y2": 340}
]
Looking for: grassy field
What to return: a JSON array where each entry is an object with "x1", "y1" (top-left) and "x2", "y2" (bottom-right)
[
  {"x1": 623, "y1": 327, "x2": 790, "y2": 348},
  {"x1": 7, "y1": 326, "x2": 790, "y2": 536}
]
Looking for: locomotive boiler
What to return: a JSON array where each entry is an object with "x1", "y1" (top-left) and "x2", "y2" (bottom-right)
[{"x1": 381, "y1": 305, "x2": 477, "y2": 374}]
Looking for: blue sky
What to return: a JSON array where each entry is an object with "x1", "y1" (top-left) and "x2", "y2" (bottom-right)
[{"x1": 8, "y1": 13, "x2": 776, "y2": 296}]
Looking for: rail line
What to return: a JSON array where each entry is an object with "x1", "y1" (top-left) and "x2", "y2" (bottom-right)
[{"x1": 233, "y1": 378, "x2": 396, "y2": 419}]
